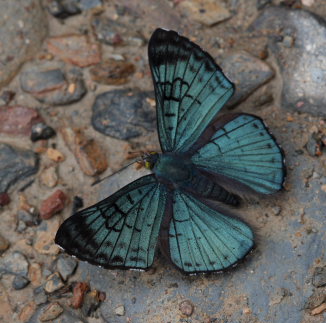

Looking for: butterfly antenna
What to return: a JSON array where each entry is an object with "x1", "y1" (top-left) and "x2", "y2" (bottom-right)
[{"x1": 91, "y1": 158, "x2": 143, "y2": 186}]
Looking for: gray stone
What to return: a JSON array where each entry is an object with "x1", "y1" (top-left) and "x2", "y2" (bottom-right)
[
  {"x1": 34, "y1": 287, "x2": 48, "y2": 305},
  {"x1": 249, "y1": 6, "x2": 326, "y2": 117},
  {"x1": 312, "y1": 266, "x2": 326, "y2": 287},
  {"x1": 220, "y1": 51, "x2": 274, "y2": 108},
  {"x1": 0, "y1": 251, "x2": 29, "y2": 277},
  {"x1": 20, "y1": 64, "x2": 86, "y2": 106},
  {"x1": 56, "y1": 256, "x2": 78, "y2": 281},
  {"x1": 0, "y1": 143, "x2": 39, "y2": 192},
  {"x1": 0, "y1": 0, "x2": 48, "y2": 87},
  {"x1": 91, "y1": 90, "x2": 156, "y2": 140},
  {"x1": 12, "y1": 275, "x2": 30, "y2": 290}
]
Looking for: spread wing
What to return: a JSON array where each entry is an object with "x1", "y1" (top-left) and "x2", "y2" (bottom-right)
[
  {"x1": 191, "y1": 114, "x2": 286, "y2": 195},
  {"x1": 159, "y1": 190, "x2": 254, "y2": 274},
  {"x1": 55, "y1": 175, "x2": 167, "y2": 270},
  {"x1": 149, "y1": 28, "x2": 234, "y2": 153}
]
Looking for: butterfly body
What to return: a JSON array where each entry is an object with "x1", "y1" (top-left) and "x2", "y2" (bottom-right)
[
  {"x1": 151, "y1": 152, "x2": 239, "y2": 205},
  {"x1": 55, "y1": 29, "x2": 285, "y2": 275}
]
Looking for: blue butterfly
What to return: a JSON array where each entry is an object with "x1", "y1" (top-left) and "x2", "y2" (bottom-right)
[{"x1": 55, "y1": 29, "x2": 286, "y2": 274}]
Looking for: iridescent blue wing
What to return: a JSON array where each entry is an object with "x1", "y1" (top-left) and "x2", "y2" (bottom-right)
[
  {"x1": 55, "y1": 175, "x2": 167, "y2": 270},
  {"x1": 191, "y1": 114, "x2": 286, "y2": 195},
  {"x1": 149, "y1": 28, "x2": 234, "y2": 153},
  {"x1": 160, "y1": 190, "x2": 254, "y2": 274}
]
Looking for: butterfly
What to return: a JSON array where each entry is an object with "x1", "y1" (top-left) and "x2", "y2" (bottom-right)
[{"x1": 55, "y1": 28, "x2": 286, "y2": 274}]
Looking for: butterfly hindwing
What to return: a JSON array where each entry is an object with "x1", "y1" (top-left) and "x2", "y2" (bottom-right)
[
  {"x1": 149, "y1": 28, "x2": 235, "y2": 153},
  {"x1": 160, "y1": 190, "x2": 254, "y2": 274},
  {"x1": 55, "y1": 175, "x2": 167, "y2": 270},
  {"x1": 191, "y1": 114, "x2": 286, "y2": 195}
]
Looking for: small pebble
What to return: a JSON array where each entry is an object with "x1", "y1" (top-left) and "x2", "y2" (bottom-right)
[
  {"x1": 179, "y1": 300, "x2": 194, "y2": 317},
  {"x1": 0, "y1": 192, "x2": 10, "y2": 206},
  {"x1": 312, "y1": 266, "x2": 326, "y2": 287},
  {"x1": 40, "y1": 189, "x2": 67, "y2": 220},
  {"x1": 39, "y1": 302, "x2": 64, "y2": 322},
  {"x1": 29, "y1": 263, "x2": 43, "y2": 287},
  {"x1": 47, "y1": 148, "x2": 65, "y2": 162},
  {"x1": 12, "y1": 275, "x2": 30, "y2": 290},
  {"x1": 71, "y1": 282, "x2": 89, "y2": 309},
  {"x1": 31, "y1": 122, "x2": 56, "y2": 142},
  {"x1": 311, "y1": 303, "x2": 326, "y2": 315},
  {"x1": 115, "y1": 305, "x2": 125, "y2": 316},
  {"x1": 56, "y1": 256, "x2": 78, "y2": 281},
  {"x1": 44, "y1": 272, "x2": 64, "y2": 293},
  {"x1": 81, "y1": 290, "x2": 105, "y2": 317}
]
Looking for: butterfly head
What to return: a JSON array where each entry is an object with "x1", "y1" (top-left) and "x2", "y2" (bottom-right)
[{"x1": 142, "y1": 152, "x2": 159, "y2": 170}]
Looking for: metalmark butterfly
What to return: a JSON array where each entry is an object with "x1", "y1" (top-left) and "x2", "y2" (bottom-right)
[{"x1": 55, "y1": 29, "x2": 286, "y2": 274}]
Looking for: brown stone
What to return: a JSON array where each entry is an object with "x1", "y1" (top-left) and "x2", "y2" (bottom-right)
[
  {"x1": 46, "y1": 148, "x2": 65, "y2": 162},
  {"x1": 90, "y1": 59, "x2": 135, "y2": 85},
  {"x1": 0, "y1": 192, "x2": 10, "y2": 207},
  {"x1": 0, "y1": 234, "x2": 9, "y2": 254},
  {"x1": 71, "y1": 282, "x2": 89, "y2": 309},
  {"x1": 61, "y1": 127, "x2": 108, "y2": 176},
  {"x1": 40, "y1": 189, "x2": 67, "y2": 220},
  {"x1": 34, "y1": 218, "x2": 60, "y2": 255},
  {"x1": 311, "y1": 303, "x2": 326, "y2": 315},
  {"x1": 0, "y1": 106, "x2": 43, "y2": 136},
  {"x1": 29, "y1": 263, "x2": 43, "y2": 286},
  {"x1": 0, "y1": 282, "x2": 14, "y2": 322},
  {"x1": 47, "y1": 35, "x2": 101, "y2": 67},
  {"x1": 19, "y1": 302, "x2": 36, "y2": 322}
]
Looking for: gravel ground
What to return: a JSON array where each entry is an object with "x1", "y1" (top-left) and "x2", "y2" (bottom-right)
[{"x1": 0, "y1": 0, "x2": 325, "y2": 322}]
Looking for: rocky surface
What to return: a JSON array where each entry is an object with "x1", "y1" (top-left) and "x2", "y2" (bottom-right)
[
  {"x1": 0, "y1": 0, "x2": 325, "y2": 322},
  {"x1": 249, "y1": 6, "x2": 326, "y2": 117},
  {"x1": 0, "y1": 0, "x2": 48, "y2": 87}
]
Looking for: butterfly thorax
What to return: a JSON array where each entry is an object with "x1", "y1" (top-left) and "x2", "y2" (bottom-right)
[{"x1": 152, "y1": 153, "x2": 193, "y2": 188}]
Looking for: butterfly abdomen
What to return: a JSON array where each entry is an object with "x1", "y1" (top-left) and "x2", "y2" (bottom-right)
[{"x1": 182, "y1": 169, "x2": 240, "y2": 206}]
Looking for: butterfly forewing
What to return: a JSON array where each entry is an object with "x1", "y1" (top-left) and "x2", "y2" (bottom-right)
[
  {"x1": 149, "y1": 29, "x2": 235, "y2": 153},
  {"x1": 160, "y1": 191, "x2": 254, "y2": 274},
  {"x1": 55, "y1": 175, "x2": 167, "y2": 270},
  {"x1": 191, "y1": 114, "x2": 285, "y2": 195}
]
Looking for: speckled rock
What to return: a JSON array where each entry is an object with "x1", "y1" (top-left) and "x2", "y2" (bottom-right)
[
  {"x1": 249, "y1": 6, "x2": 326, "y2": 117},
  {"x1": 0, "y1": 143, "x2": 39, "y2": 193},
  {"x1": 0, "y1": 106, "x2": 43, "y2": 136},
  {"x1": 20, "y1": 63, "x2": 87, "y2": 106},
  {"x1": 91, "y1": 89, "x2": 156, "y2": 140},
  {"x1": 0, "y1": 0, "x2": 48, "y2": 87},
  {"x1": 178, "y1": 0, "x2": 231, "y2": 26}
]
